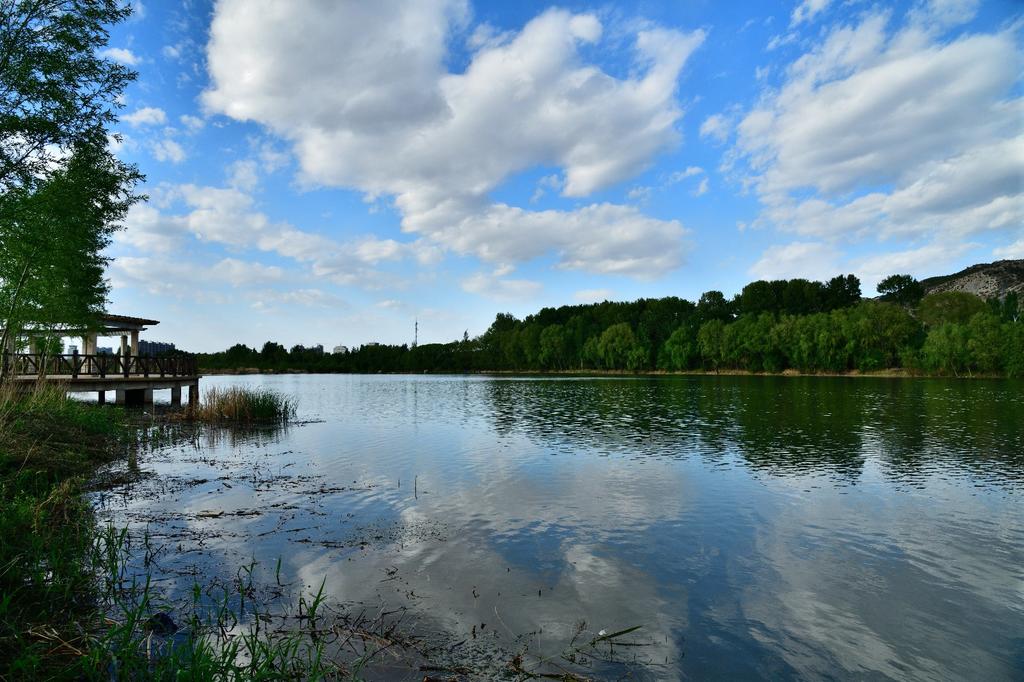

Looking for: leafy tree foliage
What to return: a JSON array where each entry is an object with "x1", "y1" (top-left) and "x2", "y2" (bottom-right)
[
  {"x1": 877, "y1": 274, "x2": 925, "y2": 307},
  {"x1": 917, "y1": 292, "x2": 987, "y2": 327},
  {"x1": 0, "y1": 0, "x2": 135, "y2": 193},
  {"x1": 0, "y1": 1, "x2": 140, "y2": 359}
]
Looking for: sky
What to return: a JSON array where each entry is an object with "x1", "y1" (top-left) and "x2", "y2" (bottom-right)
[{"x1": 100, "y1": 0, "x2": 1023, "y2": 352}]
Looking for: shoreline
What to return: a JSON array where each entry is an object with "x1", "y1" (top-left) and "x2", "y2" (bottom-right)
[{"x1": 198, "y1": 367, "x2": 1008, "y2": 380}]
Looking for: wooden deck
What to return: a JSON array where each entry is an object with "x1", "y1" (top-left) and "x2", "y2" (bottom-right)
[{"x1": 3, "y1": 352, "x2": 200, "y2": 405}]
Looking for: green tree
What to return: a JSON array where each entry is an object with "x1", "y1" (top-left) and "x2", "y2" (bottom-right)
[
  {"x1": 697, "y1": 290, "x2": 733, "y2": 322},
  {"x1": 1, "y1": 0, "x2": 135, "y2": 192},
  {"x1": 538, "y1": 324, "x2": 569, "y2": 370},
  {"x1": 597, "y1": 323, "x2": 643, "y2": 370},
  {"x1": 1, "y1": 0, "x2": 140, "y2": 361},
  {"x1": 697, "y1": 319, "x2": 725, "y2": 371},
  {"x1": 966, "y1": 312, "x2": 1002, "y2": 374},
  {"x1": 662, "y1": 326, "x2": 697, "y2": 370},
  {"x1": 877, "y1": 274, "x2": 925, "y2": 307},
  {"x1": 0, "y1": 143, "x2": 139, "y2": 355},
  {"x1": 917, "y1": 292, "x2": 986, "y2": 327},
  {"x1": 921, "y1": 323, "x2": 970, "y2": 376}
]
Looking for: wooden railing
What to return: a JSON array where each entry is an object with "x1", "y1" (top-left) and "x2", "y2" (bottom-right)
[{"x1": 1, "y1": 352, "x2": 198, "y2": 379}]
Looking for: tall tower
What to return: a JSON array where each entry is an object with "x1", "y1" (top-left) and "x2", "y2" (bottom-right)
[{"x1": 413, "y1": 318, "x2": 418, "y2": 348}]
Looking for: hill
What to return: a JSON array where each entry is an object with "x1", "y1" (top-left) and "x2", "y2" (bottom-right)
[{"x1": 920, "y1": 259, "x2": 1024, "y2": 299}]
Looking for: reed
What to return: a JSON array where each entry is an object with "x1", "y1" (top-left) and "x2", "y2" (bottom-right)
[{"x1": 185, "y1": 385, "x2": 297, "y2": 424}]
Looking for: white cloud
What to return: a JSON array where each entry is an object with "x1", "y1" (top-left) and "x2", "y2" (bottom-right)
[
  {"x1": 151, "y1": 139, "x2": 186, "y2": 163},
  {"x1": 993, "y1": 238, "x2": 1024, "y2": 259},
  {"x1": 693, "y1": 177, "x2": 709, "y2": 197},
  {"x1": 180, "y1": 114, "x2": 205, "y2": 132},
  {"x1": 749, "y1": 241, "x2": 841, "y2": 281},
  {"x1": 852, "y1": 241, "x2": 977, "y2": 291},
  {"x1": 215, "y1": 257, "x2": 283, "y2": 286},
  {"x1": 202, "y1": 2, "x2": 703, "y2": 278},
  {"x1": 116, "y1": 182, "x2": 427, "y2": 290},
  {"x1": 791, "y1": 0, "x2": 832, "y2": 27},
  {"x1": 732, "y1": 9, "x2": 1022, "y2": 246},
  {"x1": 627, "y1": 185, "x2": 652, "y2": 202},
  {"x1": 99, "y1": 47, "x2": 140, "y2": 66},
  {"x1": 699, "y1": 113, "x2": 730, "y2": 143},
  {"x1": 574, "y1": 288, "x2": 614, "y2": 303},
  {"x1": 669, "y1": 166, "x2": 704, "y2": 182},
  {"x1": 461, "y1": 272, "x2": 543, "y2": 301},
  {"x1": 249, "y1": 288, "x2": 342, "y2": 309},
  {"x1": 227, "y1": 159, "x2": 259, "y2": 191},
  {"x1": 749, "y1": 240, "x2": 979, "y2": 292},
  {"x1": 123, "y1": 106, "x2": 167, "y2": 126},
  {"x1": 109, "y1": 256, "x2": 281, "y2": 295}
]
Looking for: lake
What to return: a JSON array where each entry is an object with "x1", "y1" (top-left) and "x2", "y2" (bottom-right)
[{"x1": 94, "y1": 374, "x2": 1024, "y2": 680}]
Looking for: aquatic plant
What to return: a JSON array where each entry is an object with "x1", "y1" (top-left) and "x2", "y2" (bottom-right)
[{"x1": 185, "y1": 385, "x2": 297, "y2": 424}]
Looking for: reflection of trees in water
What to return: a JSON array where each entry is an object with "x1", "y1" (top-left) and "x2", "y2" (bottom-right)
[
  {"x1": 485, "y1": 378, "x2": 703, "y2": 459},
  {"x1": 871, "y1": 379, "x2": 1024, "y2": 486},
  {"x1": 725, "y1": 377, "x2": 868, "y2": 482},
  {"x1": 483, "y1": 377, "x2": 1024, "y2": 486}
]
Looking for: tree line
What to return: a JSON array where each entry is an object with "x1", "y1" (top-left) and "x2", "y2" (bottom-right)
[{"x1": 199, "y1": 275, "x2": 1024, "y2": 378}]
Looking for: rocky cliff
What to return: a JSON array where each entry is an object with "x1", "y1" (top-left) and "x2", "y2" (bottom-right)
[{"x1": 920, "y1": 260, "x2": 1024, "y2": 299}]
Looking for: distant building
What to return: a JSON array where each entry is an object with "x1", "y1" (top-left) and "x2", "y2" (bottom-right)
[
  {"x1": 311, "y1": 344, "x2": 324, "y2": 355},
  {"x1": 68, "y1": 344, "x2": 79, "y2": 354},
  {"x1": 138, "y1": 340, "x2": 177, "y2": 356},
  {"x1": 96, "y1": 346, "x2": 114, "y2": 355},
  {"x1": 332, "y1": 345, "x2": 348, "y2": 354}
]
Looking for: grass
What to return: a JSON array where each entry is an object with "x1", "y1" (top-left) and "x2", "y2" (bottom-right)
[
  {"x1": 184, "y1": 385, "x2": 297, "y2": 425},
  {"x1": 0, "y1": 380, "x2": 126, "y2": 678},
  {"x1": 0, "y1": 382, "x2": 344, "y2": 679}
]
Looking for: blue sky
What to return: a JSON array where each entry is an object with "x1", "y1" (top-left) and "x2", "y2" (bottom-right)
[{"x1": 101, "y1": 0, "x2": 1022, "y2": 352}]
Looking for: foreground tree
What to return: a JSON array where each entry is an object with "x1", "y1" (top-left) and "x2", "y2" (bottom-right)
[
  {"x1": 0, "y1": 143, "x2": 139, "y2": 352},
  {"x1": 0, "y1": 0, "x2": 140, "y2": 360},
  {"x1": 0, "y1": 0, "x2": 134, "y2": 192}
]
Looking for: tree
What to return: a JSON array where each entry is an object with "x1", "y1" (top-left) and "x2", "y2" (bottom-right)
[
  {"x1": 538, "y1": 324, "x2": 568, "y2": 370},
  {"x1": 0, "y1": 143, "x2": 140, "y2": 355},
  {"x1": 917, "y1": 292, "x2": 986, "y2": 328},
  {"x1": 824, "y1": 274, "x2": 861, "y2": 310},
  {"x1": 697, "y1": 319, "x2": 725, "y2": 371},
  {"x1": 662, "y1": 326, "x2": 697, "y2": 370},
  {"x1": 596, "y1": 323, "x2": 643, "y2": 370},
  {"x1": 1, "y1": 0, "x2": 140, "y2": 363},
  {"x1": 1, "y1": 0, "x2": 135, "y2": 193},
  {"x1": 877, "y1": 274, "x2": 924, "y2": 307},
  {"x1": 697, "y1": 290, "x2": 733, "y2": 322}
]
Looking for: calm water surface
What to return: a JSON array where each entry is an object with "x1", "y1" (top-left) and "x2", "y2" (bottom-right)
[{"x1": 95, "y1": 374, "x2": 1024, "y2": 680}]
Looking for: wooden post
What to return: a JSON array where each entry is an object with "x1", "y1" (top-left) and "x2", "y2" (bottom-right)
[
  {"x1": 72, "y1": 349, "x2": 79, "y2": 379},
  {"x1": 121, "y1": 335, "x2": 129, "y2": 377}
]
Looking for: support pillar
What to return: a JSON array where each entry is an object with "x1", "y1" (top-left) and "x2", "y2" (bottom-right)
[
  {"x1": 130, "y1": 330, "x2": 140, "y2": 355},
  {"x1": 120, "y1": 335, "x2": 129, "y2": 377},
  {"x1": 115, "y1": 388, "x2": 151, "y2": 407},
  {"x1": 188, "y1": 382, "x2": 199, "y2": 408},
  {"x1": 97, "y1": 390, "x2": 105, "y2": 405},
  {"x1": 170, "y1": 385, "x2": 182, "y2": 407}
]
